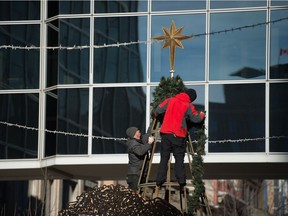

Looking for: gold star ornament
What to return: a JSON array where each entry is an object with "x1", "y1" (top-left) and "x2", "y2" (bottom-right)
[{"x1": 153, "y1": 20, "x2": 193, "y2": 76}]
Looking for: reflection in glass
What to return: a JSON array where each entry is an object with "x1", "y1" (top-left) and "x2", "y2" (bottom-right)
[
  {"x1": 186, "y1": 85, "x2": 205, "y2": 111},
  {"x1": 270, "y1": 83, "x2": 288, "y2": 152},
  {"x1": 210, "y1": 0, "x2": 266, "y2": 9},
  {"x1": 45, "y1": 90, "x2": 58, "y2": 157},
  {"x1": 94, "y1": 0, "x2": 147, "y2": 13},
  {"x1": 271, "y1": 0, "x2": 288, "y2": 6},
  {"x1": 59, "y1": 18, "x2": 90, "y2": 84},
  {"x1": 92, "y1": 87, "x2": 146, "y2": 154},
  {"x1": 48, "y1": 0, "x2": 59, "y2": 18},
  {"x1": 209, "y1": 84, "x2": 265, "y2": 152},
  {"x1": 94, "y1": 16, "x2": 147, "y2": 83},
  {"x1": 45, "y1": 89, "x2": 89, "y2": 155},
  {"x1": 151, "y1": 14, "x2": 205, "y2": 82},
  {"x1": 0, "y1": 25, "x2": 40, "y2": 89},
  {"x1": 186, "y1": 85, "x2": 205, "y2": 141},
  {"x1": 47, "y1": 21, "x2": 59, "y2": 87},
  {"x1": 210, "y1": 11, "x2": 266, "y2": 81},
  {"x1": 0, "y1": 94, "x2": 39, "y2": 159},
  {"x1": 60, "y1": 1, "x2": 90, "y2": 14},
  {"x1": 152, "y1": 0, "x2": 205, "y2": 11},
  {"x1": 0, "y1": 1, "x2": 40, "y2": 21},
  {"x1": 270, "y1": 10, "x2": 288, "y2": 79}
]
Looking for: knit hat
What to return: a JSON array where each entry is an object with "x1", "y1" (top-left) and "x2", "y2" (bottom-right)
[
  {"x1": 186, "y1": 89, "x2": 197, "y2": 102},
  {"x1": 126, "y1": 127, "x2": 138, "y2": 138}
]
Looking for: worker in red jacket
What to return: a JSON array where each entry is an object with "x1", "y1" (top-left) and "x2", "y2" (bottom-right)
[{"x1": 155, "y1": 89, "x2": 205, "y2": 188}]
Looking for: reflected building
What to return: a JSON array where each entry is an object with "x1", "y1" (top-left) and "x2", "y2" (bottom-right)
[{"x1": 0, "y1": 0, "x2": 287, "y2": 214}]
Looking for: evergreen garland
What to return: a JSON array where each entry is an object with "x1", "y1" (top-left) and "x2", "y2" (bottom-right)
[
  {"x1": 188, "y1": 127, "x2": 207, "y2": 215},
  {"x1": 151, "y1": 75, "x2": 207, "y2": 215},
  {"x1": 151, "y1": 75, "x2": 186, "y2": 119}
]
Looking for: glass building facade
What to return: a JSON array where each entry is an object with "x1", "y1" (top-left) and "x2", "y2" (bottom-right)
[
  {"x1": 0, "y1": 0, "x2": 288, "y2": 214},
  {"x1": 0, "y1": 1, "x2": 287, "y2": 161}
]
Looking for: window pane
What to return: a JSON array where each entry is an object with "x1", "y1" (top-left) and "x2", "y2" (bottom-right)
[
  {"x1": 0, "y1": 1, "x2": 40, "y2": 21},
  {"x1": 94, "y1": 0, "x2": 147, "y2": 13},
  {"x1": 48, "y1": 0, "x2": 59, "y2": 18},
  {"x1": 47, "y1": 20, "x2": 59, "y2": 87},
  {"x1": 0, "y1": 94, "x2": 38, "y2": 159},
  {"x1": 211, "y1": 0, "x2": 266, "y2": 9},
  {"x1": 45, "y1": 90, "x2": 58, "y2": 157},
  {"x1": 151, "y1": 14, "x2": 206, "y2": 82},
  {"x1": 94, "y1": 16, "x2": 147, "y2": 83},
  {"x1": 0, "y1": 25, "x2": 40, "y2": 89},
  {"x1": 270, "y1": 10, "x2": 288, "y2": 79},
  {"x1": 59, "y1": 18, "x2": 90, "y2": 84},
  {"x1": 209, "y1": 84, "x2": 265, "y2": 152},
  {"x1": 56, "y1": 89, "x2": 89, "y2": 155},
  {"x1": 210, "y1": 11, "x2": 266, "y2": 81},
  {"x1": 186, "y1": 85, "x2": 206, "y2": 140},
  {"x1": 60, "y1": 0, "x2": 90, "y2": 14},
  {"x1": 152, "y1": 0, "x2": 205, "y2": 11},
  {"x1": 270, "y1": 83, "x2": 288, "y2": 152},
  {"x1": 92, "y1": 87, "x2": 146, "y2": 154},
  {"x1": 271, "y1": 0, "x2": 288, "y2": 6}
]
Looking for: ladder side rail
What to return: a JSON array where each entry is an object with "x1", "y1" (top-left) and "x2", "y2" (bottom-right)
[
  {"x1": 144, "y1": 120, "x2": 160, "y2": 183},
  {"x1": 186, "y1": 132, "x2": 195, "y2": 179},
  {"x1": 138, "y1": 119, "x2": 157, "y2": 190},
  {"x1": 137, "y1": 119, "x2": 156, "y2": 187}
]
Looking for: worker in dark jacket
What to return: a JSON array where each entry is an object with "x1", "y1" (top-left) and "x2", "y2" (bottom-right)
[
  {"x1": 155, "y1": 89, "x2": 205, "y2": 188},
  {"x1": 126, "y1": 126, "x2": 154, "y2": 190}
]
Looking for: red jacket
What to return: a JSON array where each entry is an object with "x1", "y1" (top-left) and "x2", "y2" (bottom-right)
[{"x1": 156, "y1": 92, "x2": 205, "y2": 138}]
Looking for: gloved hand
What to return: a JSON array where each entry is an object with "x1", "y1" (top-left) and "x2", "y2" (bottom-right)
[
  {"x1": 148, "y1": 136, "x2": 154, "y2": 144},
  {"x1": 200, "y1": 111, "x2": 206, "y2": 119}
]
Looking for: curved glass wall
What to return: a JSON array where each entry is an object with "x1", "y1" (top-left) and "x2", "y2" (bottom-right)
[{"x1": 0, "y1": 0, "x2": 287, "y2": 159}]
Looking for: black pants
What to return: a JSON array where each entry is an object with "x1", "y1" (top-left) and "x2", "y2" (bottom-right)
[
  {"x1": 156, "y1": 133, "x2": 186, "y2": 185},
  {"x1": 126, "y1": 174, "x2": 139, "y2": 190}
]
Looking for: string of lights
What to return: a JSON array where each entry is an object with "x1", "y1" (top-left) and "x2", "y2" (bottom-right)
[
  {"x1": 0, "y1": 16, "x2": 287, "y2": 51},
  {"x1": 0, "y1": 121, "x2": 127, "y2": 141},
  {"x1": 0, "y1": 41, "x2": 149, "y2": 50},
  {"x1": 0, "y1": 121, "x2": 286, "y2": 144}
]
